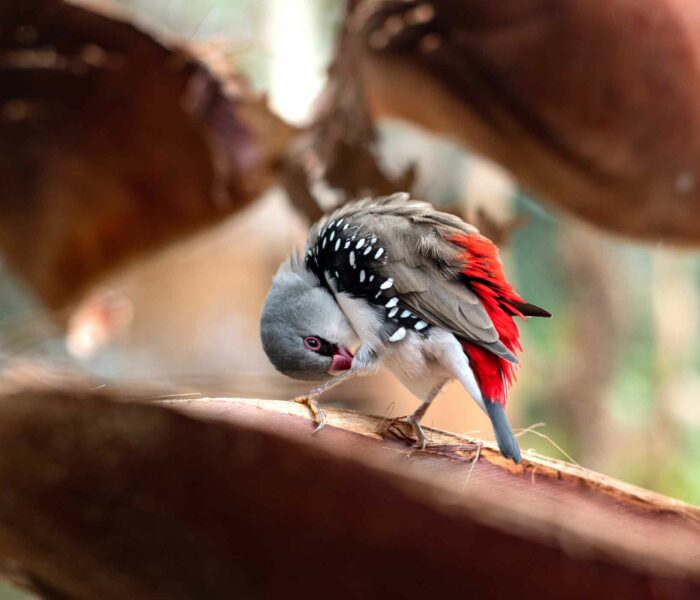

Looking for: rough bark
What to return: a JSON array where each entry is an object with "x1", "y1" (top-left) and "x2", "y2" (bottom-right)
[
  {"x1": 0, "y1": 385, "x2": 697, "y2": 599},
  {"x1": 349, "y1": 0, "x2": 700, "y2": 243}
]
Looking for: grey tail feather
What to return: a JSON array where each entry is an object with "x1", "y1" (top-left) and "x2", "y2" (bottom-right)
[{"x1": 485, "y1": 400, "x2": 522, "y2": 464}]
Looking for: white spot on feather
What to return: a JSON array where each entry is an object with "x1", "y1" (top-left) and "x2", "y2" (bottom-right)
[
  {"x1": 386, "y1": 297, "x2": 399, "y2": 308},
  {"x1": 349, "y1": 251, "x2": 356, "y2": 267},
  {"x1": 364, "y1": 246, "x2": 373, "y2": 256},
  {"x1": 334, "y1": 239, "x2": 341, "y2": 251},
  {"x1": 389, "y1": 327, "x2": 406, "y2": 342},
  {"x1": 375, "y1": 247, "x2": 384, "y2": 259},
  {"x1": 356, "y1": 238, "x2": 365, "y2": 249},
  {"x1": 330, "y1": 230, "x2": 335, "y2": 241},
  {"x1": 388, "y1": 307, "x2": 398, "y2": 318},
  {"x1": 360, "y1": 270, "x2": 366, "y2": 282},
  {"x1": 415, "y1": 320, "x2": 428, "y2": 330},
  {"x1": 401, "y1": 310, "x2": 411, "y2": 318},
  {"x1": 380, "y1": 278, "x2": 393, "y2": 290}
]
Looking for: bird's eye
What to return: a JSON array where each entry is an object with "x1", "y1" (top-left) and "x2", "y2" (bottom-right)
[{"x1": 303, "y1": 336, "x2": 322, "y2": 351}]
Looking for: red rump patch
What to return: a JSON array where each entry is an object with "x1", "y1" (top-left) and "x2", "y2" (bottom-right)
[{"x1": 450, "y1": 234, "x2": 528, "y2": 405}]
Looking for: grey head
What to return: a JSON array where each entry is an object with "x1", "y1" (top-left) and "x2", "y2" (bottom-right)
[{"x1": 260, "y1": 253, "x2": 357, "y2": 381}]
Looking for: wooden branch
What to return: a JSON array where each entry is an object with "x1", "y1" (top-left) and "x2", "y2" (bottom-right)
[
  {"x1": 348, "y1": 0, "x2": 700, "y2": 243},
  {"x1": 0, "y1": 0, "x2": 295, "y2": 312},
  {"x1": 0, "y1": 385, "x2": 697, "y2": 598},
  {"x1": 282, "y1": 18, "x2": 414, "y2": 222}
]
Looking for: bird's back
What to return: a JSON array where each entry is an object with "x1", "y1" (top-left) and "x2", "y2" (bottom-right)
[{"x1": 305, "y1": 194, "x2": 549, "y2": 404}]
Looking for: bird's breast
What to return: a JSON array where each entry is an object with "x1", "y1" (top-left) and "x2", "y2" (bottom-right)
[
  {"x1": 383, "y1": 332, "x2": 432, "y2": 380},
  {"x1": 332, "y1": 289, "x2": 385, "y2": 350}
]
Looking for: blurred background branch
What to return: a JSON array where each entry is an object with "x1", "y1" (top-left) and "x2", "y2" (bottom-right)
[{"x1": 0, "y1": 0, "x2": 295, "y2": 313}]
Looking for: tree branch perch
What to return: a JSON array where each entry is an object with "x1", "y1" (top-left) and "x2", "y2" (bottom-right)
[{"x1": 0, "y1": 387, "x2": 696, "y2": 598}]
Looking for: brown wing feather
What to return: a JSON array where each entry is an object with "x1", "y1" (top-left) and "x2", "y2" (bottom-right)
[{"x1": 319, "y1": 194, "x2": 515, "y2": 360}]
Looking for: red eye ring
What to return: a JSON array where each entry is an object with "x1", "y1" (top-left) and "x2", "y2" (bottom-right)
[{"x1": 303, "y1": 336, "x2": 322, "y2": 351}]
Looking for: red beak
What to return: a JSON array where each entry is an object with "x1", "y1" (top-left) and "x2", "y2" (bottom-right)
[{"x1": 329, "y1": 345, "x2": 354, "y2": 375}]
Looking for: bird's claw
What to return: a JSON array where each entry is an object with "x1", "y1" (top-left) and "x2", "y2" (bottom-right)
[
  {"x1": 293, "y1": 394, "x2": 327, "y2": 435},
  {"x1": 384, "y1": 414, "x2": 428, "y2": 449},
  {"x1": 407, "y1": 415, "x2": 427, "y2": 450}
]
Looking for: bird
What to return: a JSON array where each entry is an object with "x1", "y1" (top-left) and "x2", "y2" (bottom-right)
[{"x1": 260, "y1": 193, "x2": 550, "y2": 463}]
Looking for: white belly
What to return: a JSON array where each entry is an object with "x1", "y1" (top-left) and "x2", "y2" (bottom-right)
[
  {"x1": 388, "y1": 327, "x2": 486, "y2": 411},
  {"x1": 331, "y1": 282, "x2": 484, "y2": 411}
]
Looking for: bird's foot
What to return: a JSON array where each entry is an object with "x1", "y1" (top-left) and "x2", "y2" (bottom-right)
[
  {"x1": 384, "y1": 400, "x2": 431, "y2": 449},
  {"x1": 384, "y1": 414, "x2": 428, "y2": 449},
  {"x1": 293, "y1": 394, "x2": 327, "y2": 435},
  {"x1": 407, "y1": 413, "x2": 427, "y2": 449}
]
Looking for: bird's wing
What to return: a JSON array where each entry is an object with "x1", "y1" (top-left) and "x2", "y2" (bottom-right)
[
  {"x1": 389, "y1": 241, "x2": 519, "y2": 363},
  {"x1": 339, "y1": 194, "x2": 517, "y2": 362}
]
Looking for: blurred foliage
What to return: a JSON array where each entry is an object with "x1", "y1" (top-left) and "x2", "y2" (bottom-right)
[
  {"x1": 512, "y1": 195, "x2": 700, "y2": 503},
  {"x1": 0, "y1": 582, "x2": 34, "y2": 599}
]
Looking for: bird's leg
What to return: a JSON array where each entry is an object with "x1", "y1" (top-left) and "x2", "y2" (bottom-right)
[
  {"x1": 405, "y1": 401, "x2": 431, "y2": 450},
  {"x1": 294, "y1": 345, "x2": 380, "y2": 434},
  {"x1": 385, "y1": 380, "x2": 447, "y2": 449},
  {"x1": 294, "y1": 370, "x2": 357, "y2": 434},
  {"x1": 294, "y1": 395, "x2": 327, "y2": 434}
]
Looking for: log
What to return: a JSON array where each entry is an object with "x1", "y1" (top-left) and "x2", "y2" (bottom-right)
[
  {"x1": 348, "y1": 0, "x2": 700, "y2": 243},
  {"x1": 0, "y1": 0, "x2": 295, "y2": 312},
  {"x1": 0, "y1": 386, "x2": 697, "y2": 599}
]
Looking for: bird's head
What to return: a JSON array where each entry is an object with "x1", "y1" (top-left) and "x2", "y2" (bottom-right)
[{"x1": 260, "y1": 254, "x2": 356, "y2": 381}]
